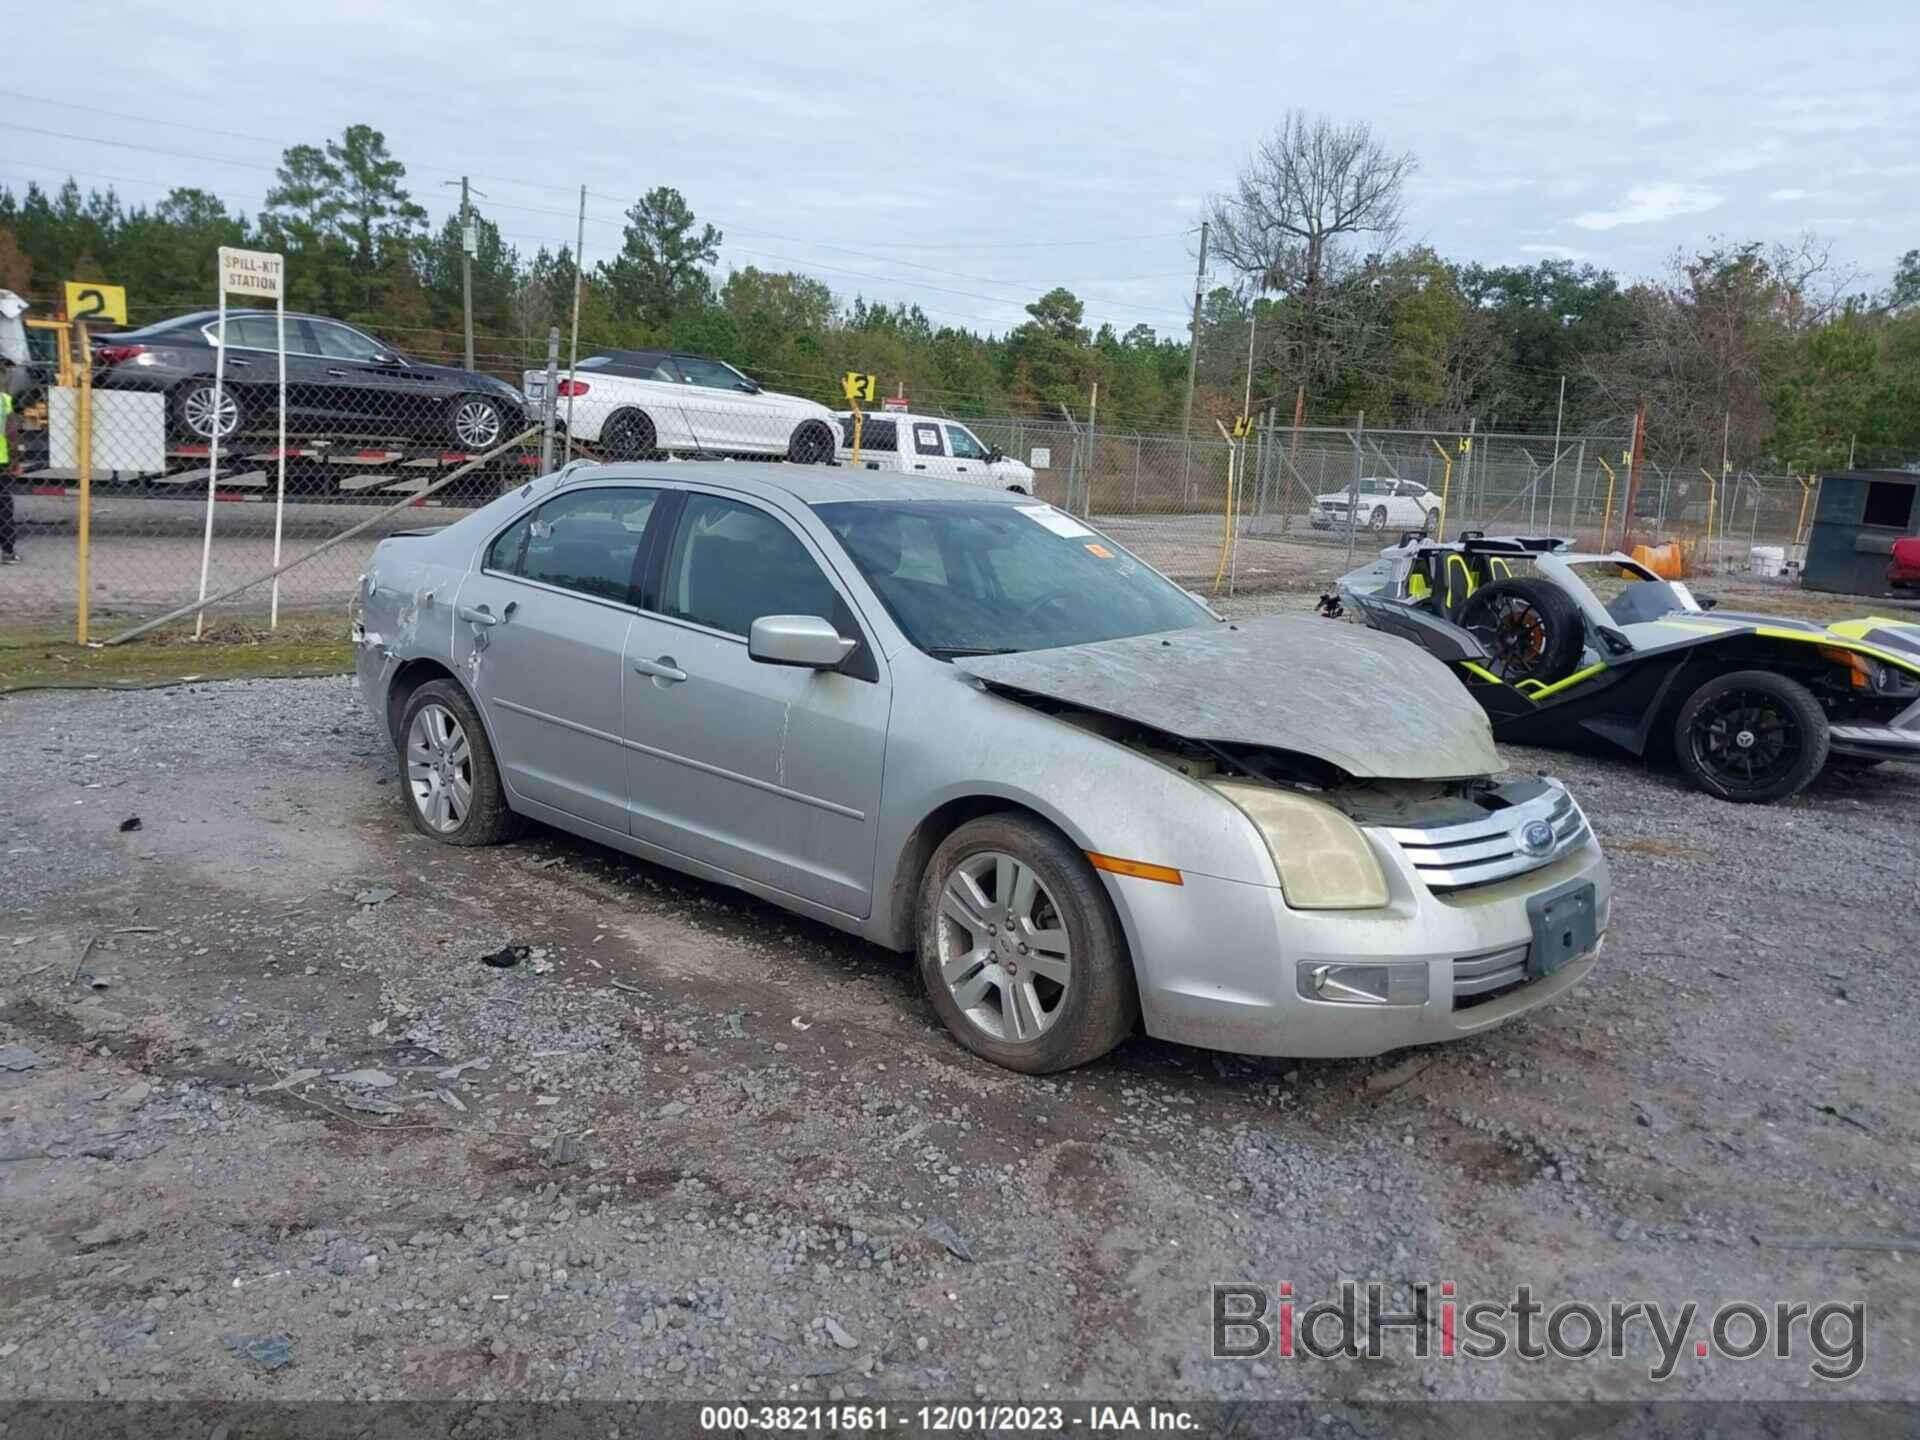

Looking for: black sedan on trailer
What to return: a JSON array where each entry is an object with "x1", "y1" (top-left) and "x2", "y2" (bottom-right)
[{"x1": 89, "y1": 311, "x2": 527, "y2": 450}]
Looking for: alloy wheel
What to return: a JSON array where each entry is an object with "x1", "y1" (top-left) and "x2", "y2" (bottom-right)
[
  {"x1": 454, "y1": 399, "x2": 503, "y2": 449},
  {"x1": 935, "y1": 851, "x2": 1073, "y2": 1043},
  {"x1": 1687, "y1": 688, "x2": 1802, "y2": 795},
  {"x1": 185, "y1": 386, "x2": 239, "y2": 439},
  {"x1": 407, "y1": 703, "x2": 474, "y2": 833},
  {"x1": 1465, "y1": 594, "x2": 1549, "y2": 676}
]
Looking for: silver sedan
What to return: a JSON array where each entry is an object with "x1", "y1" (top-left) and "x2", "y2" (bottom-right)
[{"x1": 353, "y1": 463, "x2": 1610, "y2": 1072}]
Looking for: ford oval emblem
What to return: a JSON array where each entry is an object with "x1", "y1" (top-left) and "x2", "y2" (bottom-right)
[{"x1": 1518, "y1": 820, "x2": 1556, "y2": 857}]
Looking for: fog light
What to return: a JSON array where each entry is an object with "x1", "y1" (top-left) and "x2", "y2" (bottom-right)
[{"x1": 1297, "y1": 961, "x2": 1429, "y2": 1006}]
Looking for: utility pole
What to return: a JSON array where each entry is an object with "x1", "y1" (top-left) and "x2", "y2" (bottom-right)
[
  {"x1": 445, "y1": 177, "x2": 486, "y2": 372},
  {"x1": 1181, "y1": 221, "x2": 1209, "y2": 442},
  {"x1": 1179, "y1": 221, "x2": 1208, "y2": 502},
  {"x1": 563, "y1": 185, "x2": 587, "y2": 463}
]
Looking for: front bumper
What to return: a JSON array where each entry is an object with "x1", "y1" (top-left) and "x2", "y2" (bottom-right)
[{"x1": 1109, "y1": 832, "x2": 1611, "y2": 1058}]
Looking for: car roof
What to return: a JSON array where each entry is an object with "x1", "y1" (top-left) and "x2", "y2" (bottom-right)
[
  {"x1": 553, "y1": 460, "x2": 1034, "y2": 508},
  {"x1": 829, "y1": 410, "x2": 967, "y2": 425},
  {"x1": 584, "y1": 347, "x2": 673, "y2": 364},
  {"x1": 116, "y1": 309, "x2": 364, "y2": 333}
]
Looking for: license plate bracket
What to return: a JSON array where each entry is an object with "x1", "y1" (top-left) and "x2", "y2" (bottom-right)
[{"x1": 1526, "y1": 880, "x2": 1596, "y2": 979}]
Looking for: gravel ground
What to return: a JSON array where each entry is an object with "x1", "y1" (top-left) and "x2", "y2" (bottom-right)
[{"x1": 2, "y1": 672, "x2": 1918, "y2": 1406}]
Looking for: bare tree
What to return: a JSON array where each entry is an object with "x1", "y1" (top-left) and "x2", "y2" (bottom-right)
[{"x1": 1206, "y1": 111, "x2": 1418, "y2": 399}]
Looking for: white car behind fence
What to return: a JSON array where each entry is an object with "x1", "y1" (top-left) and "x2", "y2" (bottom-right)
[
  {"x1": 833, "y1": 410, "x2": 1035, "y2": 493},
  {"x1": 1313, "y1": 476, "x2": 1443, "y2": 533},
  {"x1": 524, "y1": 349, "x2": 839, "y2": 463}
]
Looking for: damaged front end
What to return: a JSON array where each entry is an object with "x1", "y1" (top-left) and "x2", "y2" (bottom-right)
[{"x1": 955, "y1": 626, "x2": 1609, "y2": 1058}]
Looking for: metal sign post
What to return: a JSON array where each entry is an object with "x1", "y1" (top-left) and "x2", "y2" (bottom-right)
[
  {"x1": 842, "y1": 372, "x2": 876, "y2": 467},
  {"x1": 74, "y1": 319, "x2": 92, "y2": 644},
  {"x1": 196, "y1": 247, "x2": 285, "y2": 638}
]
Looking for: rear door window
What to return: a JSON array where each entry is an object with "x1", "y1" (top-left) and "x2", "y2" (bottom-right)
[
  {"x1": 912, "y1": 423, "x2": 945, "y2": 457},
  {"x1": 840, "y1": 418, "x2": 897, "y2": 451},
  {"x1": 497, "y1": 487, "x2": 660, "y2": 603}
]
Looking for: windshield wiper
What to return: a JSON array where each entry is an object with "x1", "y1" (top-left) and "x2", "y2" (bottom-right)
[{"x1": 925, "y1": 645, "x2": 1019, "y2": 659}]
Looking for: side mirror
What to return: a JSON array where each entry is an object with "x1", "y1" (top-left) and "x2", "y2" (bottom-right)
[
  {"x1": 748, "y1": 614, "x2": 856, "y2": 669},
  {"x1": 735, "y1": 380, "x2": 760, "y2": 394},
  {"x1": 987, "y1": 446, "x2": 1006, "y2": 463}
]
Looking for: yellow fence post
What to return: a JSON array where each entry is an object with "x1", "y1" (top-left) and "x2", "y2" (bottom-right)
[
  {"x1": 75, "y1": 320, "x2": 92, "y2": 645},
  {"x1": 1211, "y1": 418, "x2": 1237, "y2": 594},
  {"x1": 1596, "y1": 456, "x2": 1617, "y2": 551},
  {"x1": 1793, "y1": 474, "x2": 1815, "y2": 561},
  {"x1": 1428, "y1": 439, "x2": 1453, "y2": 538},
  {"x1": 1698, "y1": 467, "x2": 1718, "y2": 573}
]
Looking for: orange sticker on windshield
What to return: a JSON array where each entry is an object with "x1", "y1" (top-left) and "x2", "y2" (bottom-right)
[{"x1": 1085, "y1": 542, "x2": 1115, "y2": 559}]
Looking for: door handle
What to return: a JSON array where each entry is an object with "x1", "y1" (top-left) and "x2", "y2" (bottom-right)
[
  {"x1": 326, "y1": 368, "x2": 350, "y2": 378},
  {"x1": 632, "y1": 655, "x2": 687, "y2": 683},
  {"x1": 913, "y1": 463, "x2": 927, "y2": 470},
  {"x1": 458, "y1": 605, "x2": 501, "y2": 627},
  {"x1": 227, "y1": 358, "x2": 253, "y2": 368},
  {"x1": 955, "y1": 466, "x2": 969, "y2": 473}
]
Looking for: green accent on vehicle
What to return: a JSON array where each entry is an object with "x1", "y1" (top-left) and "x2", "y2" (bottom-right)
[
  {"x1": 1749, "y1": 624, "x2": 1920, "y2": 677},
  {"x1": 1825, "y1": 617, "x2": 1904, "y2": 639},
  {"x1": 1459, "y1": 661, "x2": 1504, "y2": 685},
  {"x1": 1517, "y1": 662, "x2": 1608, "y2": 701}
]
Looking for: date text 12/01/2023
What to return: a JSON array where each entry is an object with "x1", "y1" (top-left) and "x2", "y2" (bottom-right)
[{"x1": 698, "y1": 1403, "x2": 1200, "y2": 1431}]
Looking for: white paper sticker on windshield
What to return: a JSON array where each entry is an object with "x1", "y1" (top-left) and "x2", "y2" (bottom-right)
[{"x1": 1017, "y1": 505, "x2": 1094, "y2": 539}]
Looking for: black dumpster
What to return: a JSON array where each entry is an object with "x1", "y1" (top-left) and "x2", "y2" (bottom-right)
[{"x1": 1802, "y1": 470, "x2": 1920, "y2": 597}]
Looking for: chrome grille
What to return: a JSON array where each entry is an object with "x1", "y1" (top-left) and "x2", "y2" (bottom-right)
[
  {"x1": 1377, "y1": 783, "x2": 1589, "y2": 892},
  {"x1": 1452, "y1": 944, "x2": 1530, "y2": 1007}
]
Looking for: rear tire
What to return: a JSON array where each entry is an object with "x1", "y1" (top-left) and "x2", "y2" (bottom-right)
[
  {"x1": 172, "y1": 380, "x2": 246, "y2": 442},
  {"x1": 1426, "y1": 507, "x2": 1442, "y2": 532},
  {"x1": 449, "y1": 395, "x2": 508, "y2": 451},
  {"x1": 604, "y1": 409, "x2": 659, "y2": 461},
  {"x1": 397, "y1": 680, "x2": 523, "y2": 846},
  {"x1": 787, "y1": 421, "x2": 835, "y2": 464},
  {"x1": 1672, "y1": 669, "x2": 1829, "y2": 804},
  {"x1": 1455, "y1": 577, "x2": 1585, "y2": 683},
  {"x1": 916, "y1": 814, "x2": 1138, "y2": 1073}
]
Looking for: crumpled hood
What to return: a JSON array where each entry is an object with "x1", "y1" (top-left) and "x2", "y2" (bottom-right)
[{"x1": 957, "y1": 614, "x2": 1502, "y2": 780}]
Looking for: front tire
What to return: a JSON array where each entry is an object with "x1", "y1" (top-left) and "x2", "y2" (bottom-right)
[
  {"x1": 1672, "y1": 669, "x2": 1829, "y2": 804},
  {"x1": 916, "y1": 814, "x2": 1138, "y2": 1073},
  {"x1": 787, "y1": 421, "x2": 835, "y2": 464},
  {"x1": 1369, "y1": 505, "x2": 1389, "y2": 531},
  {"x1": 173, "y1": 380, "x2": 245, "y2": 442},
  {"x1": 398, "y1": 680, "x2": 523, "y2": 845}
]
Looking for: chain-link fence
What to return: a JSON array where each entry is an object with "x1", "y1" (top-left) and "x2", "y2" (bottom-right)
[{"x1": 1, "y1": 318, "x2": 1825, "y2": 644}]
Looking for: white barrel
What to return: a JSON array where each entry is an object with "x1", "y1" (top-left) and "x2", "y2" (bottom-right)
[{"x1": 1749, "y1": 545, "x2": 1785, "y2": 577}]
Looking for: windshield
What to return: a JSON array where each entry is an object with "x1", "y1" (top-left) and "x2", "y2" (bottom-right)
[{"x1": 815, "y1": 499, "x2": 1213, "y2": 656}]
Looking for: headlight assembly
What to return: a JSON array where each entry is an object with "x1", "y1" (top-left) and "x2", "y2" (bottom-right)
[{"x1": 1210, "y1": 782, "x2": 1389, "y2": 910}]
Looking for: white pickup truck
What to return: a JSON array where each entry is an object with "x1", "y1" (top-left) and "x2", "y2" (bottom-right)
[{"x1": 833, "y1": 410, "x2": 1035, "y2": 493}]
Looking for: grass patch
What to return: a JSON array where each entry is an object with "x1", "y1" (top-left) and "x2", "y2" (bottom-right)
[{"x1": 0, "y1": 614, "x2": 352, "y2": 691}]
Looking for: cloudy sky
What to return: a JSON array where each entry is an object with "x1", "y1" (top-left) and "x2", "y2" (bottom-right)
[{"x1": 14, "y1": 0, "x2": 1918, "y2": 334}]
